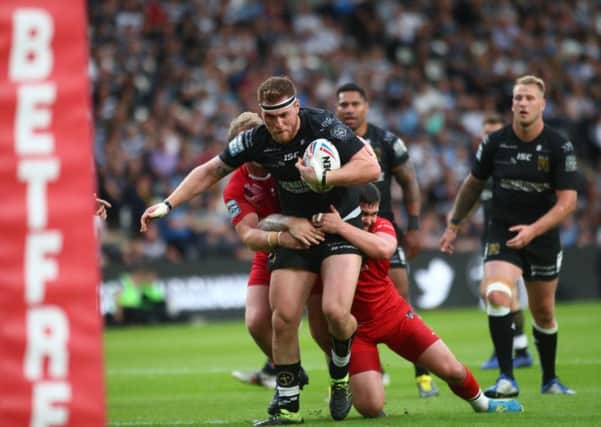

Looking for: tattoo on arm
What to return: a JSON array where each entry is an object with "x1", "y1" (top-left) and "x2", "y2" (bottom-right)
[
  {"x1": 258, "y1": 214, "x2": 290, "y2": 231},
  {"x1": 213, "y1": 163, "x2": 233, "y2": 179},
  {"x1": 393, "y1": 162, "x2": 421, "y2": 215},
  {"x1": 450, "y1": 175, "x2": 485, "y2": 223}
]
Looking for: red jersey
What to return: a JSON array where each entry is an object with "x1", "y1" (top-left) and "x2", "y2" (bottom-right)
[
  {"x1": 352, "y1": 216, "x2": 409, "y2": 326},
  {"x1": 223, "y1": 164, "x2": 280, "y2": 224}
]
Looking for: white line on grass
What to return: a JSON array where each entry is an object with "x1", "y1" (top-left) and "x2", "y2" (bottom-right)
[
  {"x1": 109, "y1": 420, "x2": 229, "y2": 426},
  {"x1": 107, "y1": 358, "x2": 601, "y2": 376}
]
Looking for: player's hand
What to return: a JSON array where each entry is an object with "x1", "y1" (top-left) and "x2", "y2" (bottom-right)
[
  {"x1": 94, "y1": 194, "x2": 111, "y2": 220},
  {"x1": 314, "y1": 205, "x2": 343, "y2": 234},
  {"x1": 140, "y1": 202, "x2": 171, "y2": 232},
  {"x1": 506, "y1": 224, "x2": 536, "y2": 249},
  {"x1": 287, "y1": 217, "x2": 325, "y2": 246},
  {"x1": 278, "y1": 231, "x2": 311, "y2": 249},
  {"x1": 295, "y1": 158, "x2": 319, "y2": 189},
  {"x1": 440, "y1": 225, "x2": 458, "y2": 254},
  {"x1": 403, "y1": 229, "x2": 422, "y2": 259}
]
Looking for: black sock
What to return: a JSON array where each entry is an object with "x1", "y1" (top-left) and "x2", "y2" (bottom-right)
[
  {"x1": 533, "y1": 326, "x2": 557, "y2": 384},
  {"x1": 414, "y1": 365, "x2": 430, "y2": 377},
  {"x1": 511, "y1": 310, "x2": 525, "y2": 336},
  {"x1": 329, "y1": 335, "x2": 353, "y2": 379},
  {"x1": 263, "y1": 359, "x2": 276, "y2": 375},
  {"x1": 275, "y1": 362, "x2": 301, "y2": 412},
  {"x1": 511, "y1": 310, "x2": 529, "y2": 357},
  {"x1": 489, "y1": 313, "x2": 514, "y2": 378}
]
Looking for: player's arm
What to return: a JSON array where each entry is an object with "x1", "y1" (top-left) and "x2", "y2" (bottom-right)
[
  {"x1": 507, "y1": 189, "x2": 577, "y2": 249},
  {"x1": 234, "y1": 212, "x2": 306, "y2": 251},
  {"x1": 94, "y1": 194, "x2": 111, "y2": 219},
  {"x1": 317, "y1": 206, "x2": 397, "y2": 259},
  {"x1": 392, "y1": 161, "x2": 421, "y2": 222},
  {"x1": 391, "y1": 159, "x2": 422, "y2": 258},
  {"x1": 295, "y1": 144, "x2": 380, "y2": 188},
  {"x1": 259, "y1": 214, "x2": 325, "y2": 247},
  {"x1": 140, "y1": 156, "x2": 233, "y2": 232},
  {"x1": 440, "y1": 174, "x2": 485, "y2": 254},
  {"x1": 532, "y1": 189, "x2": 577, "y2": 235},
  {"x1": 326, "y1": 145, "x2": 381, "y2": 186},
  {"x1": 447, "y1": 174, "x2": 486, "y2": 227}
]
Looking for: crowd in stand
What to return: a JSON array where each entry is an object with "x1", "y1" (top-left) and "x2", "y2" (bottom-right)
[{"x1": 91, "y1": 0, "x2": 601, "y2": 265}]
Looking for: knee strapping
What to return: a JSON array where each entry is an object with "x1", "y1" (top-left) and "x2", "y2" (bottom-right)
[
  {"x1": 533, "y1": 321, "x2": 558, "y2": 334},
  {"x1": 485, "y1": 281, "x2": 512, "y2": 317}
]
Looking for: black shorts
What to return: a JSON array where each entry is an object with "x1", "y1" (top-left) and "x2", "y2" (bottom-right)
[
  {"x1": 484, "y1": 221, "x2": 562, "y2": 281},
  {"x1": 269, "y1": 229, "x2": 362, "y2": 273},
  {"x1": 389, "y1": 245, "x2": 408, "y2": 269},
  {"x1": 389, "y1": 222, "x2": 408, "y2": 270}
]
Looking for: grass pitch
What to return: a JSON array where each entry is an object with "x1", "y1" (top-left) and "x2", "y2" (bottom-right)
[{"x1": 105, "y1": 301, "x2": 601, "y2": 426}]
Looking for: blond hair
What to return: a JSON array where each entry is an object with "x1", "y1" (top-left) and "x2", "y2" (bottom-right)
[
  {"x1": 515, "y1": 75, "x2": 545, "y2": 95},
  {"x1": 227, "y1": 112, "x2": 262, "y2": 140}
]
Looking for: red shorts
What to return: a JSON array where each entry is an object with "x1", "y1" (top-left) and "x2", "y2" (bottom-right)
[
  {"x1": 349, "y1": 308, "x2": 439, "y2": 376},
  {"x1": 248, "y1": 252, "x2": 270, "y2": 287},
  {"x1": 248, "y1": 252, "x2": 322, "y2": 297}
]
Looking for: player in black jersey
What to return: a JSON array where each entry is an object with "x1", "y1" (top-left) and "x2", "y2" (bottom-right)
[
  {"x1": 441, "y1": 75, "x2": 578, "y2": 397},
  {"x1": 336, "y1": 83, "x2": 439, "y2": 398},
  {"x1": 477, "y1": 114, "x2": 533, "y2": 371},
  {"x1": 141, "y1": 76, "x2": 381, "y2": 425}
]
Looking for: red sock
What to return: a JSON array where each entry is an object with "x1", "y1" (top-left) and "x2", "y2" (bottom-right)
[{"x1": 448, "y1": 365, "x2": 480, "y2": 400}]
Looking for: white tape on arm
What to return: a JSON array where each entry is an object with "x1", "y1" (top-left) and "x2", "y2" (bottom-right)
[{"x1": 149, "y1": 202, "x2": 171, "y2": 218}]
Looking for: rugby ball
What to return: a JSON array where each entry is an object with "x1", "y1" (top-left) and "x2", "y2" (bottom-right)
[{"x1": 302, "y1": 138, "x2": 341, "y2": 192}]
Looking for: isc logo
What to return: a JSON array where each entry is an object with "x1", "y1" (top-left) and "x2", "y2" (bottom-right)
[{"x1": 516, "y1": 152, "x2": 532, "y2": 161}]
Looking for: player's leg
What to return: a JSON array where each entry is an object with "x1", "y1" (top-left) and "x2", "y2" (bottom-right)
[
  {"x1": 526, "y1": 277, "x2": 575, "y2": 394},
  {"x1": 511, "y1": 277, "x2": 532, "y2": 368},
  {"x1": 254, "y1": 267, "x2": 315, "y2": 426},
  {"x1": 320, "y1": 252, "x2": 362, "y2": 420},
  {"x1": 349, "y1": 335, "x2": 385, "y2": 418},
  {"x1": 233, "y1": 253, "x2": 277, "y2": 388},
  {"x1": 389, "y1": 265, "x2": 438, "y2": 397},
  {"x1": 389, "y1": 248, "x2": 438, "y2": 397},
  {"x1": 524, "y1": 241, "x2": 574, "y2": 395},
  {"x1": 482, "y1": 255, "x2": 523, "y2": 398},
  {"x1": 233, "y1": 284, "x2": 276, "y2": 387},
  {"x1": 306, "y1": 284, "x2": 331, "y2": 355},
  {"x1": 387, "y1": 310, "x2": 523, "y2": 413},
  {"x1": 416, "y1": 340, "x2": 523, "y2": 413},
  {"x1": 478, "y1": 267, "x2": 500, "y2": 370}
]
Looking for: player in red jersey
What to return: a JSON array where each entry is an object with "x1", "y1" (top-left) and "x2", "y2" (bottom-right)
[
  {"x1": 314, "y1": 184, "x2": 523, "y2": 417},
  {"x1": 223, "y1": 112, "x2": 329, "y2": 391}
]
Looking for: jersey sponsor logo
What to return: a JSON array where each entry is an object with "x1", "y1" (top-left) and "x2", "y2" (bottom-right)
[
  {"x1": 227, "y1": 135, "x2": 244, "y2": 157},
  {"x1": 565, "y1": 155, "x2": 577, "y2": 172},
  {"x1": 320, "y1": 116, "x2": 335, "y2": 129},
  {"x1": 280, "y1": 179, "x2": 312, "y2": 193},
  {"x1": 561, "y1": 141, "x2": 574, "y2": 153},
  {"x1": 530, "y1": 263, "x2": 559, "y2": 277},
  {"x1": 283, "y1": 151, "x2": 300, "y2": 162},
  {"x1": 516, "y1": 152, "x2": 532, "y2": 161},
  {"x1": 500, "y1": 142, "x2": 517, "y2": 149},
  {"x1": 486, "y1": 242, "x2": 501, "y2": 256},
  {"x1": 500, "y1": 178, "x2": 551, "y2": 193},
  {"x1": 537, "y1": 155, "x2": 550, "y2": 172},
  {"x1": 330, "y1": 124, "x2": 349, "y2": 140},
  {"x1": 225, "y1": 200, "x2": 241, "y2": 219},
  {"x1": 392, "y1": 137, "x2": 408, "y2": 158},
  {"x1": 476, "y1": 143, "x2": 483, "y2": 161},
  {"x1": 372, "y1": 147, "x2": 382, "y2": 161}
]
